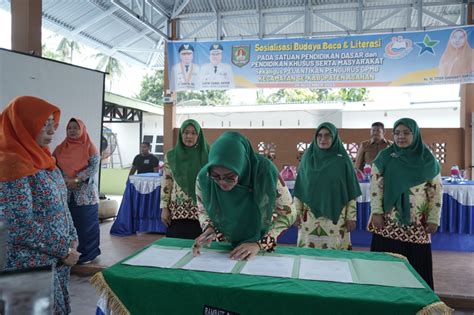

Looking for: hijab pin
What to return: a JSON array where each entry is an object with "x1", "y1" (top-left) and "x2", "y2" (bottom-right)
[
  {"x1": 390, "y1": 153, "x2": 398, "y2": 158},
  {"x1": 337, "y1": 154, "x2": 343, "y2": 157}
]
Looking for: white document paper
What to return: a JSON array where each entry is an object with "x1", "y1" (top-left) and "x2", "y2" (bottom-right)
[
  {"x1": 182, "y1": 251, "x2": 237, "y2": 273},
  {"x1": 299, "y1": 258, "x2": 353, "y2": 283},
  {"x1": 240, "y1": 255, "x2": 295, "y2": 278},
  {"x1": 123, "y1": 246, "x2": 190, "y2": 268}
]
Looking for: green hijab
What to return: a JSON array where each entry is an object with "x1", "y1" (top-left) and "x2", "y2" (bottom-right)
[
  {"x1": 293, "y1": 122, "x2": 361, "y2": 224},
  {"x1": 373, "y1": 118, "x2": 440, "y2": 225},
  {"x1": 167, "y1": 119, "x2": 210, "y2": 202},
  {"x1": 197, "y1": 131, "x2": 279, "y2": 247}
]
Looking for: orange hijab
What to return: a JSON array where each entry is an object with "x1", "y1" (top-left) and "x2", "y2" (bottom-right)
[
  {"x1": 0, "y1": 96, "x2": 60, "y2": 181},
  {"x1": 439, "y1": 29, "x2": 474, "y2": 77},
  {"x1": 53, "y1": 118, "x2": 98, "y2": 178}
]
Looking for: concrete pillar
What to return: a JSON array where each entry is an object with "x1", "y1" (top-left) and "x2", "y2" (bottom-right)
[
  {"x1": 11, "y1": 0, "x2": 42, "y2": 56},
  {"x1": 163, "y1": 20, "x2": 177, "y2": 154},
  {"x1": 459, "y1": 3, "x2": 474, "y2": 178}
]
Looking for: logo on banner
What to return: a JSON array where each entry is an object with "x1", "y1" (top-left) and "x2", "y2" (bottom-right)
[
  {"x1": 384, "y1": 36, "x2": 413, "y2": 59},
  {"x1": 232, "y1": 45, "x2": 250, "y2": 67},
  {"x1": 415, "y1": 34, "x2": 440, "y2": 56}
]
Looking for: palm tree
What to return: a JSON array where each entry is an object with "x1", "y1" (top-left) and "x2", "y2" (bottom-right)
[
  {"x1": 56, "y1": 37, "x2": 81, "y2": 63},
  {"x1": 94, "y1": 53, "x2": 124, "y2": 91},
  {"x1": 42, "y1": 44, "x2": 60, "y2": 60}
]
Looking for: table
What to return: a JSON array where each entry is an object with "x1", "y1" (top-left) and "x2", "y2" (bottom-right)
[
  {"x1": 279, "y1": 180, "x2": 474, "y2": 252},
  {"x1": 92, "y1": 238, "x2": 450, "y2": 315},
  {"x1": 110, "y1": 173, "x2": 167, "y2": 236}
]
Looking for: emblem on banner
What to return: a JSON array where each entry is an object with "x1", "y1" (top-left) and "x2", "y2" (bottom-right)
[
  {"x1": 232, "y1": 45, "x2": 250, "y2": 67},
  {"x1": 384, "y1": 36, "x2": 413, "y2": 59},
  {"x1": 415, "y1": 34, "x2": 439, "y2": 56}
]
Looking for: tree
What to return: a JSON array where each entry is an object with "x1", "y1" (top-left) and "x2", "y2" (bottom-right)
[
  {"x1": 56, "y1": 37, "x2": 81, "y2": 63},
  {"x1": 336, "y1": 88, "x2": 368, "y2": 102},
  {"x1": 136, "y1": 69, "x2": 230, "y2": 106},
  {"x1": 42, "y1": 44, "x2": 60, "y2": 60},
  {"x1": 137, "y1": 70, "x2": 164, "y2": 105},
  {"x1": 94, "y1": 53, "x2": 124, "y2": 91}
]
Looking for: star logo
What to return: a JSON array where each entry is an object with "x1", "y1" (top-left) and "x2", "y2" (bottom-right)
[{"x1": 415, "y1": 35, "x2": 439, "y2": 55}]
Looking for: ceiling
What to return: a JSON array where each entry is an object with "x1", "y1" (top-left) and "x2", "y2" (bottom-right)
[{"x1": 0, "y1": 0, "x2": 469, "y2": 69}]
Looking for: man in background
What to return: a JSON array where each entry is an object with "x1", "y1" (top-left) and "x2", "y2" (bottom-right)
[
  {"x1": 200, "y1": 43, "x2": 235, "y2": 89},
  {"x1": 129, "y1": 142, "x2": 159, "y2": 175},
  {"x1": 355, "y1": 122, "x2": 392, "y2": 171}
]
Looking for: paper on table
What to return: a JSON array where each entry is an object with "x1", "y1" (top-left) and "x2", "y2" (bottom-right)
[
  {"x1": 123, "y1": 246, "x2": 190, "y2": 268},
  {"x1": 299, "y1": 258, "x2": 353, "y2": 283},
  {"x1": 182, "y1": 251, "x2": 237, "y2": 273},
  {"x1": 351, "y1": 259, "x2": 424, "y2": 288},
  {"x1": 240, "y1": 255, "x2": 295, "y2": 278}
]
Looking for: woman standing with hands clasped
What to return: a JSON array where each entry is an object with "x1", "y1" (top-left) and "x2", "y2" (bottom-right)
[
  {"x1": 0, "y1": 96, "x2": 79, "y2": 314},
  {"x1": 293, "y1": 122, "x2": 361, "y2": 250},
  {"x1": 160, "y1": 119, "x2": 210, "y2": 239},
  {"x1": 192, "y1": 131, "x2": 296, "y2": 260},
  {"x1": 53, "y1": 118, "x2": 101, "y2": 264},
  {"x1": 368, "y1": 118, "x2": 442, "y2": 289}
]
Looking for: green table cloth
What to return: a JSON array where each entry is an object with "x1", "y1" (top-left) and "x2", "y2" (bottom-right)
[{"x1": 91, "y1": 238, "x2": 451, "y2": 315}]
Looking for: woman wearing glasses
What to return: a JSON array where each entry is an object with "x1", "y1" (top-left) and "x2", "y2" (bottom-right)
[
  {"x1": 0, "y1": 96, "x2": 79, "y2": 314},
  {"x1": 53, "y1": 118, "x2": 101, "y2": 264},
  {"x1": 368, "y1": 118, "x2": 442, "y2": 289},
  {"x1": 160, "y1": 119, "x2": 210, "y2": 239},
  {"x1": 293, "y1": 122, "x2": 361, "y2": 250},
  {"x1": 192, "y1": 131, "x2": 295, "y2": 260}
]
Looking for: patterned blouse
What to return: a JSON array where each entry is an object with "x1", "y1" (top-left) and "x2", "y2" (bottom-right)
[
  {"x1": 160, "y1": 155, "x2": 198, "y2": 220},
  {"x1": 295, "y1": 198, "x2": 357, "y2": 250},
  {"x1": 367, "y1": 164, "x2": 442, "y2": 244},
  {"x1": 0, "y1": 168, "x2": 77, "y2": 269},
  {"x1": 0, "y1": 168, "x2": 78, "y2": 314},
  {"x1": 59, "y1": 154, "x2": 100, "y2": 206},
  {"x1": 196, "y1": 179, "x2": 296, "y2": 252}
]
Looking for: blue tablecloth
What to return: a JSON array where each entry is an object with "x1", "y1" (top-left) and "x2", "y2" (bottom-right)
[
  {"x1": 110, "y1": 173, "x2": 167, "y2": 236},
  {"x1": 279, "y1": 180, "x2": 474, "y2": 252}
]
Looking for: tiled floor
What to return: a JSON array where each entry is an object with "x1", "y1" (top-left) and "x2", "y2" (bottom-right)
[{"x1": 69, "y1": 211, "x2": 474, "y2": 314}]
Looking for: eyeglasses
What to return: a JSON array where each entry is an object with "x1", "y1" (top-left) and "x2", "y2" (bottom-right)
[
  {"x1": 393, "y1": 131, "x2": 412, "y2": 137},
  {"x1": 209, "y1": 173, "x2": 238, "y2": 184}
]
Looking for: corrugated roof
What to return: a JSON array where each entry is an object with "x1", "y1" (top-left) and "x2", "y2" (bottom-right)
[{"x1": 0, "y1": 0, "x2": 466, "y2": 69}]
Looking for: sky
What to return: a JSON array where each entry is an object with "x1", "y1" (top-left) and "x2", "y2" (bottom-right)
[{"x1": 0, "y1": 9, "x2": 461, "y2": 105}]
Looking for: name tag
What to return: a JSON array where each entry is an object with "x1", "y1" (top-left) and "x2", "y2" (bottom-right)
[
  {"x1": 202, "y1": 305, "x2": 239, "y2": 315},
  {"x1": 144, "y1": 159, "x2": 150, "y2": 164}
]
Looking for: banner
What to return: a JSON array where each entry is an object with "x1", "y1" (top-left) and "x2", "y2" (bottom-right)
[{"x1": 167, "y1": 26, "x2": 474, "y2": 91}]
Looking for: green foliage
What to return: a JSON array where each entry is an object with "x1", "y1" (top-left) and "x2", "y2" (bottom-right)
[
  {"x1": 256, "y1": 88, "x2": 369, "y2": 103},
  {"x1": 336, "y1": 88, "x2": 369, "y2": 102},
  {"x1": 136, "y1": 69, "x2": 230, "y2": 106},
  {"x1": 56, "y1": 38, "x2": 81, "y2": 62},
  {"x1": 94, "y1": 53, "x2": 124, "y2": 91},
  {"x1": 42, "y1": 44, "x2": 60, "y2": 60},
  {"x1": 136, "y1": 70, "x2": 165, "y2": 105}
]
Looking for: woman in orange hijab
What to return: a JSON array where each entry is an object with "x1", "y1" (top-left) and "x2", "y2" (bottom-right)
[
  {"x1": 438, "y1": 28, "x2": 474, "y2": 77},
  {"x1": 0, "y1": 96, "x2": 80, "y2": 314},
  {"x1": 53, "y1": 118, "x2": 101, "y2": 264}
]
